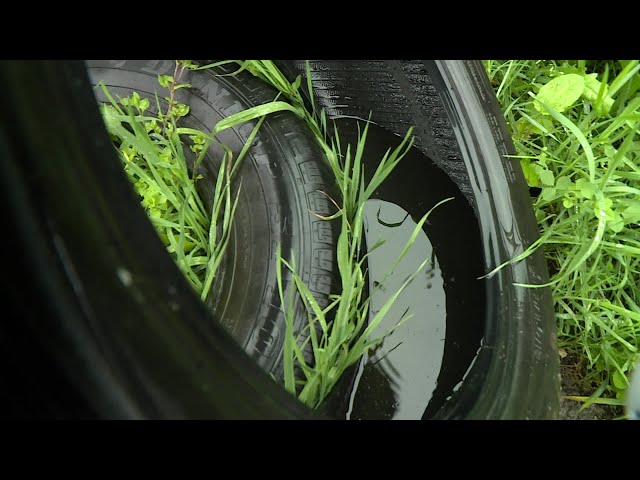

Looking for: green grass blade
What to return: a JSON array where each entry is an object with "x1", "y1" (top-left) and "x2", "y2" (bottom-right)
[
  {"x1": 609, "y1": 61, "x2": 640, "y2": 97},
  {"x1": 276, "y1": 245, "x2": 296, "y2": 395}
]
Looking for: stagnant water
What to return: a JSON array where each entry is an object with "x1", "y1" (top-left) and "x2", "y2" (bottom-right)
[{"x1": 328, "y1": 118, "x2": 486, "y2": 420}]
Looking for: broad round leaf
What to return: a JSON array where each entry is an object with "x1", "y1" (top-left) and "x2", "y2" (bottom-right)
[{"x1": 534, "y1": 74, "x2": 585, "y2": 115}]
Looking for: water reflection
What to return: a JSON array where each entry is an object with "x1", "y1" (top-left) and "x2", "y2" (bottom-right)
[
  {"x1": 347, "y1": 200, "x2": 446, "y2": 420},
  {"x1": 329, "y1": 118, "x2": 486, "y2": 420}
]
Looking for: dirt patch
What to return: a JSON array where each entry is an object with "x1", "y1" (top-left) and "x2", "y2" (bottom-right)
[{"x1": 558, "y1": 352, "x2": 623, "y2": 420}]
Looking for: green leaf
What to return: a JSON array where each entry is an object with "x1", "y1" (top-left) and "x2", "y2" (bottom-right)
[
  {"x1": 516, "y1": 111, "x2": 556, "y2": 138},
  {"x1": 582, "y1": 73, "x2": 614, "y2": 116},
  {"x1": 608, "y1": 213, "x2": 624, "y2": 233},
  {"x1": 562, "y1": 197, "x2": 574, "y2": 208},
  {"x1": 575, "y1": 178, "x2": 598, "y2": 199},
  {"x1": 594, "y1": 197, "x2": 614, "y2": 221},
  {"x1": 520, "y1": 160, "x2": 540, "y2": 187},
  {"x1": 211, "y1": 101, "x2": 301, "y2": 137},
  {"x1": 562, "y1": 395, "x2": 626, "y2": 407},
  {"x1": 534, "y1": 74, "x2": 585, "y2": 115},
  {"x1": 276, "y1": 245, "x2": 297, "y2": 396},
  {"x1": 534, "y1": 99, "x2": 597, "y2": 182},
  {"x1": 562, "y1": 204, "x2": 607, "y2": 277},
  {"x1": 622, "y1": 201, "x2": 640, "y2": 223},
  {"x1": 541, "y1": 187, "x2": 556, "y2": 202},
  {"x1": 608, "y1": 60, "x2": 640, "y2": 97},
  {"x1": 604, "y1": 145, "x2": 616, "y2": 158},
  {"x1": 138, "y1": 98, "x2": 150, "y2": 113},
  {"x1": 158, "y1": 75, "x2": 173, "y2": 88},
  {"x1": 612, "y1": 370, "x2": 628, "y2": 390},
  {"x1": 291, "y1": 75, "x2": 302, "y2": 92},
  {"x1": 173, "y1": 103, "x2": 190, "y2": 118},
  {"x1": 537, "y1": 167, "x2": 555, "y2": 186},
  {"x1": 555, "y1": 176, "x2": 572, "y2": 191}
]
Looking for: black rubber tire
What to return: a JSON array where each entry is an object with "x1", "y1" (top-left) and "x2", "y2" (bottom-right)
[
  {"x1": 0, "y1": 60, "x2": 327, "y2": 419},
  {"x1": 0, "y1": 60, "x2": 559, "y2": 419},
  {"x1": 276, "y1": 60, "x2": 560, "y2": 419},
  {"x1": 86, "y1": 60, "x2": 340, "y2": 378}
]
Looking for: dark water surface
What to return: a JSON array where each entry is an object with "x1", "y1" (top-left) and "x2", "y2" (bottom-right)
[{"x1": 330, "y1": 118, "x2": 486, "y2": 420}]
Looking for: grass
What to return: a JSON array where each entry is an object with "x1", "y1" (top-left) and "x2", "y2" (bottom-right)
[
  {"x1": 98, "y1": 60, "x2": 298, "y2": 301},
  {"x1": 483, "y1": 60, "x2": 640, "y2": 407},
  {"x1": 238, "y1": 61, "x2": 443, "y2": 409},
  {"x1": 99, "y1": 60, "x2": 436, "y2": 411}
]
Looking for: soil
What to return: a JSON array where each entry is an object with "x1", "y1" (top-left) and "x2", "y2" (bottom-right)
[{"x1": 558, "y1": 352, "x2": 623, "y2": 420}]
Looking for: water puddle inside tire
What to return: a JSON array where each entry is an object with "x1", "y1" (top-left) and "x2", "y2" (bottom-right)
[{"x1": 328, "y1": 118, "x2": 486, "y2": 420}]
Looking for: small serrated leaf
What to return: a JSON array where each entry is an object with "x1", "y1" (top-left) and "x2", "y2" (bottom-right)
[
  {"x1": 158, "y1": 75, "x2": 173, "y2": 88},
  {"x1": 139, "y1": 98, "x2": 150, "y2": 113},
  {"x1": 173, "y1": 103, "x2": 190, "y2": 118}
]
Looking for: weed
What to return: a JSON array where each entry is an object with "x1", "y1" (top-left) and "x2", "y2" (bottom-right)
[
  {"x1": 98, "y1": 61, "x2": 294, "y2": 300},
  {"x1": 484, "y1": 60, "x2": 640, "y2": 403}
]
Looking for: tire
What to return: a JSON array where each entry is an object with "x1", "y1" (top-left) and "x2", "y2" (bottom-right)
[
  {"x1": 276, "y1": 60, "x2": 560, "y2": 419},
  {"x1": 0, "y1": 60, "x2": 326, "y2": 419},
  {"x1": 86, "y1": 60, "x2": 340, "y2": 378},
  {"x1": 0, "y1": 60, "x2": 559, "y2": 419}
]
